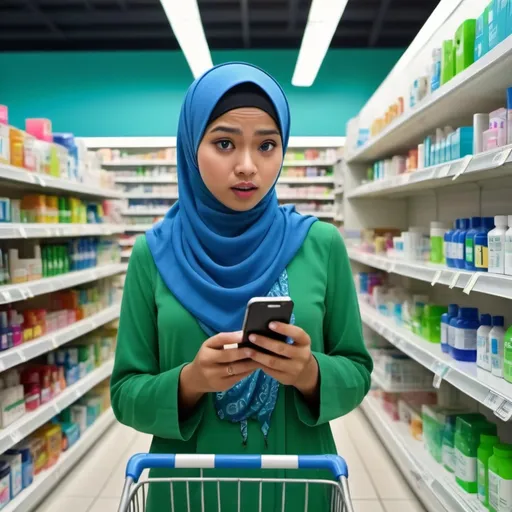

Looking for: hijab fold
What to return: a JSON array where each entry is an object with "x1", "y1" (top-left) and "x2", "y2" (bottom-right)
[{"x1": 146, "y1": 62, "x2": 317, "y2": 337}]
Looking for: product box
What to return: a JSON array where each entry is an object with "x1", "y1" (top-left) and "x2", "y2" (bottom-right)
[
  {"x1": 454, "y1": 19, "x2": 476, "y2": 74},
  {"x1": 488, "y1": 0, "x2": 509, "y2": 50},
  {"x1": 0, "y1": 454, "x2": 22, "y2": 498},
  {"x1": 475, "y1": 7, "x2": 490, "y2": 60},
  {"x1": 441, "y1": 40, "x2": 455, "y2": 85},
  {"x1": 451, "y1": 127, "x2": 474, "y2": 160}
]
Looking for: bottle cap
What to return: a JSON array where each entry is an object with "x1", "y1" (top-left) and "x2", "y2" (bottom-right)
[
  {"x1": 480, "y1": 313, "x2": 492, "y2": 326},
  {"x1": 492, "y1": 316, "x2": 504, "y2": 327},
  {"x1": 460, "y1": 218, "x2": 470, "y2": 229},
  {"x1": 448, "y1": 304, "x2": 459, "y2": 316},
  {"x1": 494, "y1": 215, "x2": 507, "y2": 227},
  {"x1": 483, "y1": 217, "x2": 494, "y2": 230},
  {"x1": 470, "y1": 217, "x2": 482, "y2": 229},
  {"x1": 494, "y1": 444, "x2": 512, "y2": 458},
  {"x1": 460, "y1": 307, "x2": 479, "y2": 320}
]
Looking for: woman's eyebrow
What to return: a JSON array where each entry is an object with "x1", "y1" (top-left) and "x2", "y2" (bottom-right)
[
  {"x1": 255, "y1": 129, "x2": 280, "y2": 136},
  {"x1": 209, "y1": 125, "x2": 242, "y2": 135}
]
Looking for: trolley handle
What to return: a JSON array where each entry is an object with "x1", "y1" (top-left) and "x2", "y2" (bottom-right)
[{"x1": 125, "y1": 454, "x2": 348, "y2": 482}]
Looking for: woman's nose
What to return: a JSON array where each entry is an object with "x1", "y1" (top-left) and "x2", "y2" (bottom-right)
[{"x1": 234, "y1": 150, "x2": 257, "y2": 176}]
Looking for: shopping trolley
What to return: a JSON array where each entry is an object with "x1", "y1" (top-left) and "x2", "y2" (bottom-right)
[{"x1": 117, "y1": 453, "x2": 354, "y2": 512}]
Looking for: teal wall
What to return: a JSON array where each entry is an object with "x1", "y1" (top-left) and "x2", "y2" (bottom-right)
[{"x1": 0, "y1": 49, "x2": 402, "y2": 137}]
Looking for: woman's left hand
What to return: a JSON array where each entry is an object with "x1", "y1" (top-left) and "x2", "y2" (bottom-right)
[{"x1": 247, "y1": 322, "x2": 319, "y2": 397}]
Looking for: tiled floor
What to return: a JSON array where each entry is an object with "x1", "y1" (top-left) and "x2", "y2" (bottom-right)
[{"x1": 36, "y1": 408, "x2": 425, "y2": 512}]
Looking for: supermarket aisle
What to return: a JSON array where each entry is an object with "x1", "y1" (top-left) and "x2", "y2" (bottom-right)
[{"x1": 35, "y1": 407, "x2": 425, "y2": 512}]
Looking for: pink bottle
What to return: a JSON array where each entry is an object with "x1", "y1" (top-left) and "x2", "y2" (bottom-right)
[
  {"x1": 25, "y1": 118, "x2": 52, "y2": 142},
  {"x1": 9, "y1": 310, "x2": 22, "y2": 347},
  {"x1": 0, "y1": 106, "x2": 8, "y2": 125}
]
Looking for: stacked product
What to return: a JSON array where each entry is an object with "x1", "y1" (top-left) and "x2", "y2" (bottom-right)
[
  {"x1": 0, "y1": 379, "x2": 111, "y2": 509},
  {"x1": 359, "y1": 6, "x2": 512, "y2": 144},
  {"x1": 356, "y1": 273, "x2": 512, "y2": 384},
  {"x1": 0, "y1": 108, "x2": 114, "y2": 189},
  {"x1": 0, "y1": 238, "x2": 120, "y2": 285},
  {"x1": 0, "y1": 280, "x2": 120, "y2": 352},
  {"x1": 97, "y1": 147, "x2": 176, "y2": 163}
]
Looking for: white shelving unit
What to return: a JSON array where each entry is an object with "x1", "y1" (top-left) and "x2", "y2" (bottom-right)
[
  {"x1": 0, "y1": 223, "x2": 125, "y2": 240},
  {"x1": 83, "y1": 136, "x2": 345, "y2": 260},
  {"x1": 0, "y1": 263, "x2": 127, "y2": 305},
  {"x1": 344, "y1": 3, "x2": 512, "y2": 511},
  {"x1": 4, "y1": 408, "x2": 115, "y2": 512}
]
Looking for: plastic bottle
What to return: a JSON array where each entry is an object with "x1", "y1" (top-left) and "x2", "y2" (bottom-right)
[
  {"x1": 488, "y1": 215, "x2": 508, "y2": 274},
  {"x1": 465, "y1": 217, "x2": 482, "y2": 271},
  {"x1": 504, "y1": 324, "x2": 512, "y2": 384},
  {"x1": 477, "y1": 313, "x2": 492, "y2": 371},
  {"x1": 430, "y1": 222, "x2": 449, "y2": 264},
  {"x1": 442, "y1": 304, "x2": 459, "y2": 354},
  {"x1": 474, "y1": 217, "x2": 495, "y2": 272},
  {"x1": 451, "y1": 307, "x2": 480, "y2": 362},
  {"x1": 505, "y1": 215, "x2": 512, "y2": 276},
  {"x1": 445, "y1": 219, "x2": 459, "y2": 268},
  {"x1": 478, "y1": 434, "x2": 500, "y2": 507},
  {"x1": 490, "y1": 316, "x2": 505, "y2": 378},
  {"x1": 488, "y1": 444, "x2": 512, "y2": 512},
  {"x1": 455, "y1": 218, "x2": 470, "y2": 269},
  {"x1": 455, "y1": 414, "x2": 497, "y2": 493},
  {"x1": 422, "y1": 304, "x2": 448, "y2": 343}
]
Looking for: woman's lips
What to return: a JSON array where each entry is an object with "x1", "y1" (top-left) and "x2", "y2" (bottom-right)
[{"x1": 231, "y1": 187, "x2": 258, "y2": 199}]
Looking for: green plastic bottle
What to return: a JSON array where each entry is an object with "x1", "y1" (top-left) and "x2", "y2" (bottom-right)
[
  {"x1": 488, "y1": 444, "x2": 512, "y2": 512},
  {"x1": 422, "y1": 305, "x2": 448, "y2": 343},
  {"x1": 504, "y1": 324, "x2": 512, "y2": 384},
  {"x1": 455, "y1": 414, "x2": 497, "y2": 493},
  {"x1": 477, "y1": 434, "x2": 500, "y2": 507}
]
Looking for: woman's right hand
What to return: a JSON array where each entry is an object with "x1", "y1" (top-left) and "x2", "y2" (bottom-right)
[{"x1": 180, "y1": 332, "x2": 258, "y2": 409}]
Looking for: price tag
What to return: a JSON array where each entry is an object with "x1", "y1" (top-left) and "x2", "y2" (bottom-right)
[
  {"x1": 18, "y1": 351, "x2": 27, "y2": 363},
  {"x1": 491, "y1": 147, "x2": 512, "y2": 167},
  {"x1": 0, "y1": 360, "x2": 5, "y2": 372},
  {"x1": 431, "y1": 270, "x2": 442, "y2": 286},
  {"x1": 9, "y1": 431, "x2": 22, "y2": 445},
  {"x1": 449, "y1": 272, "x2": 461, "y2": 289},
  {"x1": 484, "y1": 390, "x2": 505, "y2": 411},
  {"x1": 463, "y1": 273, "x2": 480, "y2": 295},
  {"x1": 431, "y1": 361, "x2": 449, "y2": 389},
  {"x1": 388, "y1": 262, "x2": 397, "y2": 274},
  {"x1": 54, "y1": 402, "x2": 61, "y2": 414},
  {"x1": 452, "y1": 155, "x2": 473, "y2": 181},
  {"x1": 18, "y1": 226, "x2": 27, "y2": 239},
  {"x1": 1, "y1": 291, "x2": 12, "y2": 303},
  {"x1": 19, "y1": 289, "x2": 29, "y2": 300},
  {"x1": 51, "y1": 337, "x2": 59, "y2": 349},
  {"x1": 495, "y1": 400, "x2": 512, "y2": 422},
  {"x1": 74, "y1": 388, "x2": 82, "y2": 401},
  {"x1": 437, "y1": 164, "x2": 451, "y2": 178}
]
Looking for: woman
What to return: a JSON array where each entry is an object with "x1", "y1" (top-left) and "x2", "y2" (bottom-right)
[{"x1": 111, "y1": 62, "x2": 372, "y2": 512}]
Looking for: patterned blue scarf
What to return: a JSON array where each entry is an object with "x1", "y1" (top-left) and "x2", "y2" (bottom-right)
[{"x1": 212, "y1": 270, "x2": 294, "y2": 444}]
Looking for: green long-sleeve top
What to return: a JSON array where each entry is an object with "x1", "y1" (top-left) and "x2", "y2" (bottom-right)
[{"x1": 110, "y1": 221, "x2": 372, "y2": 512}]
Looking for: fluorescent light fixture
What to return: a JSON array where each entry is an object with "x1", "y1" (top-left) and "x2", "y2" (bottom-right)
[
  {"x1": 160, "y1": 0, "x2": 213, "y2": 78},
  {"x1": 292, "y1": 0, "x2": 349, "y2": 87}
]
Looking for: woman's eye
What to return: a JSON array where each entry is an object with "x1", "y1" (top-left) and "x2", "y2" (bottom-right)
[
  {"x1": 215, "y1": 140, "x2": 233, "y2": 151},
  {"x1": 260, "y1": 141, "x2": 276, "y2": 152}
]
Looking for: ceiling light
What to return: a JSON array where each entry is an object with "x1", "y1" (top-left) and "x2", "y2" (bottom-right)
[
  {"x1": 292, "y1": 0, "x2": 349, "y2": 87},
  {"x1": 160, "y1": 0, "x2": 213, "y2": 79}
]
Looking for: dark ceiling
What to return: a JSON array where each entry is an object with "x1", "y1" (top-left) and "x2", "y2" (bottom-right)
[{"x1": 0, "y1": 0, "x2": 441, "y2": 52}]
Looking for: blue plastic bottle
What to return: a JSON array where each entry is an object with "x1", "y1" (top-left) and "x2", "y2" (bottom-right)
[
  {"x1": 441, "y1": 304, "x2": 459, "y2": 353},
  {"x1": 465, "y1": 217, "x2": 482, "y2": 270},
  {"x1": 474, "y1": 217, "x2": 495, "y2": 272},
  {"x1": 455, "y1": 218, "x2": 470, "y2": 269},
  {"x1": 451, "y1": 307, "x2": 480, "y2": 362},
  {"x1": 445, "y1": 220, "x2": 458, "y2": 268}
]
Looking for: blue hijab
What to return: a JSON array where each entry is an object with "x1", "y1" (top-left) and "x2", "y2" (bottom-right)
[{"x1": 146, "y1": 62, "x2": 317, "y2": 441}]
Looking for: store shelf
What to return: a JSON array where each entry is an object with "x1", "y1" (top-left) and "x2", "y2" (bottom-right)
[
  {"x1": 0, "y1": 164, "x2": 122, "y2": 200},
  {"x1": 361, "y1": 396, "x2": 481, "y2": 512},
  {"x1": 0, "y1": 223, "x2": 125, "y2": 240},
  {"x1": 359, "y1": 301, "x2": 512, "y2": 421},
  {"x1": 334, "y1": 214, "x2": 344, "y2": 223},
  {"x1": 0, "y1": 304, "x2": 120, "y2": 373},
  {"x1": 282, "y1": 159, "x2": 336, "y2": 167},
  {"x1": 121, "y1": 250, "x2": 132, "y2": 259},
  {"x1": 124, "y1": 193, "x2": 178, "y2": 200},
  {"x1": 119, "y1": 238, "x2": 136, "y2": 247},
  {"x1": 103, "y1": 159, "x2": 176, "y2": 166},
  {"x1": 348, "y1": 145, "x2": 512, "y2": 199},
  {"x1": 279, "y1": 194, "x2": 334, "y2": 201},
  {"x1": 348, "y1": 246, "x2": 512, "y2": 301},
  {"x1": 122, "y1": 208, "x2": 168, "y2": 216},
  {"x1": 124, "y1": 224, "x2": 153, "y2": 232},
  {"x1": 372, "y1": 367, "x2": 434, "y2": 393},
  {"x1": 115, "y1": 176, "x2": 177, "y2": 184},
  {"x1": 348, "y1": 36, "x2": 512, "y2": 163},
  {"x1": 334, "y1": 186, "x2": 344, "y2": 195},
  {"x1": 297, "y1": 211, "x2": 335, "y2": 219},
  {"x1": 278, "y1": 176, "x2": 334, "y2": 184},
  {"x1": 0, "y1": 361, "x2": 114, "y2": 455},
  {"x1": 3, "y1": 408, "x2": 115, "y2": 512},
  {"x1": 0, "y1": 263, "x2": 128, "y2": 305}
]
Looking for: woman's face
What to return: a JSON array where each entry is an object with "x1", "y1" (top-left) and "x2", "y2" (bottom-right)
[{"x1": 197, "y1": 107, "x2": 283, "y2": 212}]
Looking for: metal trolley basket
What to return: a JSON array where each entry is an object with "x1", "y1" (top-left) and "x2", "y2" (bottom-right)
[{"x1": 117, "y1": 453, "x2": 354, "y2": 512}]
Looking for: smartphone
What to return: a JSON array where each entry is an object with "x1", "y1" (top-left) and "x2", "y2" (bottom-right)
[{"x1": 238, "y1": 297, "x2": 294, "y2": 354}]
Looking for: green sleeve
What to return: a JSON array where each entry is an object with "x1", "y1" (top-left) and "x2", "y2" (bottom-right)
[
  {"x1": 110, "y1": 237, "x2": 205, "y2": 440},
  {"x1": 295, "y1": 227, "x2": 373, "y2": 426}
]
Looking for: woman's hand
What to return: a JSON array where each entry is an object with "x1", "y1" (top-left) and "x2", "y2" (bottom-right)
[
  {"x1": 247, "y1": 323, "x2": 319, "y2": 398},
  {"x1": 183, "y1": 331, "x2": 260, "y2": 397}
]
